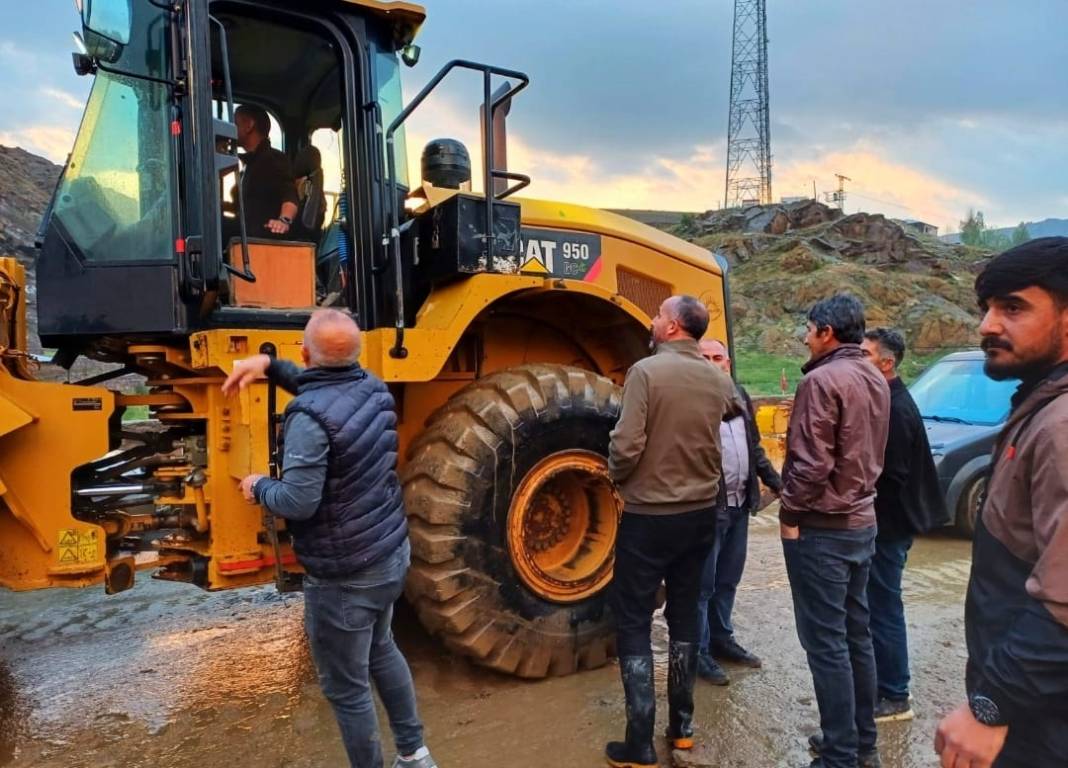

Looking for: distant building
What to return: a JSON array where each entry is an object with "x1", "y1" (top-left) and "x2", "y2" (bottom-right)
[
  {"x1": 780, "y1": 196, "x2": 809, "y2": 204},
  {"x1": 895, "y1": 218, "x2": 939, "y2": 237}
]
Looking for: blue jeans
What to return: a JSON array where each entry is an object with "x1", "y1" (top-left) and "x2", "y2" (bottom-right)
[
  {"x1": 697, "y1": 505, "x2": 748, "y2": 652},
  {"x1": 303, "y1": 538, "x2": 425, "y2": 768},
  {"x1": 867, "y1": 535, "x2": 912, "y2": 700},
  {"x1": 783, "y1": 526, "x2": 878, "y2": 768}
]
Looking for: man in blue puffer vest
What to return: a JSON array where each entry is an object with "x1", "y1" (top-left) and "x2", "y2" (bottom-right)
[{"x1": 223, "y1": 309, "x2": 437, "y2": 768}]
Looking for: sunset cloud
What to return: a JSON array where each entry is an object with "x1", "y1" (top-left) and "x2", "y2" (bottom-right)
[
  {"x1": 0, "y1": 125, "x2": 74, "y2": 163},
  {"x1": 774, "y1": 146, "x2": 985, "y2": 229},
  {"x1": 43, "y1": 87, "x2": 84, "y2": 111},
  {"x1": 0, "y1": 2, "x2": 1060, "y2": 232},
  {"x1": 402, "y1": 97, "x2": 983, "y2": 223}
]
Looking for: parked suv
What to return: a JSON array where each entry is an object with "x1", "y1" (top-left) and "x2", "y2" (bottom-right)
[{"x1": 909, "y1": 350, "x2": 1018, "y2": 536}]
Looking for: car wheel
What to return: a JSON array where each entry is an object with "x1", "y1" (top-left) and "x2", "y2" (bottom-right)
[{"x1": 956, "y1": 475, "x2": 986, "y2": 538}]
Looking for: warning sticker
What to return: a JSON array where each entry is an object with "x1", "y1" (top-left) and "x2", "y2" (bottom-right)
[
  {"x1": 519, "y1": 256, "x2": 549, "y2": 274},
  {"x1": 56, "y1": 529, "x2": 99, "y2": 565}
]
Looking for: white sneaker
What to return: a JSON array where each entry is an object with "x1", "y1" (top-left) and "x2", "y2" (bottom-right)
[{"x1": 391, "y1": 746, "x2": 438, "y2": 768}]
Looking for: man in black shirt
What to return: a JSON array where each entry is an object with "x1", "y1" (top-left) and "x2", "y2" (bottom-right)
[
  {"x1": 860, "y1": 329, "x2": 947, "y2": 724},
  {"x1": 229, "y1": 104, "x2": 298, "y2": 239}
]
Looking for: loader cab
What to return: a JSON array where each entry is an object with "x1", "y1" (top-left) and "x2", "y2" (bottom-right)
[{"x1": 36, "y1": 0, "x2": 422, "y2": 357}]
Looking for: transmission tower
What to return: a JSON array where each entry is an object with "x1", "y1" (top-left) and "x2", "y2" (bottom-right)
[{"x1": 724, "y1": 0, "x2": 772, "y2": 208}]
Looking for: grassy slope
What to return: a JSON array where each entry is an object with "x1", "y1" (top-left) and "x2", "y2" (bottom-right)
[
  {"x1": 736, "y1": 348, "x2": 953, "y2": 396},
  {"x1": 658, "y1": 213, "x2": 990, "y2": 395}
]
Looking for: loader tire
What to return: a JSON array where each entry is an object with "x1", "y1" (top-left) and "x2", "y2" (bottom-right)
[{"x1": 402, "y1": 364, "x2": 622, "y2": 678}]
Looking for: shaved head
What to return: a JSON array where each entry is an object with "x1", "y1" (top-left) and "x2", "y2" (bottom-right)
[{"x1": 303, "y1": 309, "x2": 362, "y2": 367}]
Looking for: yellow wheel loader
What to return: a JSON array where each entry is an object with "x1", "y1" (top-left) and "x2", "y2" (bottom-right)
[{"x1": 0, "y1": 0, "x2": 732, "y2": 678}]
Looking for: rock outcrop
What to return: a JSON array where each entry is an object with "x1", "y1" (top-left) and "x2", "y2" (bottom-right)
[
  {"x1": 680, "y1": 203, "x2": 993, "y2": 358},
  {"x1": 697, "y1": 199, "x2": 842, "y2": 236}
]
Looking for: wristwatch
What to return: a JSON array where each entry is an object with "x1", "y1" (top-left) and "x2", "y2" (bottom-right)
[
  {"x1": 968, "y1": 694, "x2": 1006, "y2": 726},
  {"x1": 279, "y1": 215, "x2": 293, "y2": 226}
]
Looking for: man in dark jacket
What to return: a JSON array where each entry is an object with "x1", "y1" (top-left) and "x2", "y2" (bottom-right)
[
  {"x1": 223, "y1": 309, "x2": 436, "y2": 768},
  {"x1": 860, "y1": 328, "x2": 948, "y2": 723},
  {"x1": 935, "y1": 238, "x2": 1068, "y2": 768},
  {"x1": 781, "y1": 294, "x2": 890, "y2": 768},
  {"x1": 696, "y1": 339, "x2": 782, "y2": 685}
]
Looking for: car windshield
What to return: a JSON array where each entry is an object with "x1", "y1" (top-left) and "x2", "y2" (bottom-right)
[{"x1": 909, "y1": 357, "x2": 1018, "y2": 426}]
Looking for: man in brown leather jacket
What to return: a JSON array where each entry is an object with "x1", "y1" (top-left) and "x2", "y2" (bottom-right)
[
  {"x1": 780, "y1": 294, "x2": 890, "y2": 768},
  {"x1": 935, "y1": 238, "x2": 1068, "y2": 768}
]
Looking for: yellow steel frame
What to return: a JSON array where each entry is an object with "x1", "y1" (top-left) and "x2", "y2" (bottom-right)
[
  {"x1": 0, "y1": 195, "x2": 728, "y2": 592},
  {"x1": 0, "y1": 366, "x2": 114, "y2": 590}
]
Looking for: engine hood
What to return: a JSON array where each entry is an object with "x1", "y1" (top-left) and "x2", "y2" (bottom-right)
[{"x1": 924, "y1": 419, "x2": 1002, "y2": 452}]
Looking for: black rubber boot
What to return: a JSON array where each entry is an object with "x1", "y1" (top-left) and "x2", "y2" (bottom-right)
[
  {"x1": 666, "y1": 641, "x2": 698, "y2": 749},
  {"x1": 605, "y1": 656, "x2": 658, "y2": 768}
]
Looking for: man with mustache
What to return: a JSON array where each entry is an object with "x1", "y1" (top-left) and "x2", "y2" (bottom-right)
[{"x1": 935, "y1": 237, "x2": 1068, "y2": 768}]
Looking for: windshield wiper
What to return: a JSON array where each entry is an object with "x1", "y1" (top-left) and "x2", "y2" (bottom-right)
[{"x1": 923, "y1": 415, "x2": 972, "y2": 425}]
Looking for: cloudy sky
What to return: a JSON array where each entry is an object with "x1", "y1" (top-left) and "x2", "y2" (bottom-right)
[{"x1": 2, "y1": 1, "x2": 1065, "y2": 232}]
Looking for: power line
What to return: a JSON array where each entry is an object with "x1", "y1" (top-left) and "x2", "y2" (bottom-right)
[{"x1": 848, "y1": 189, "x2": 924, "y2": 218}]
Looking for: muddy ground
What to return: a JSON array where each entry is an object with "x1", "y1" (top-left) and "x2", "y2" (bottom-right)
[{"x1": 0, "y1": 511, "x2": 972, "y2": 768}]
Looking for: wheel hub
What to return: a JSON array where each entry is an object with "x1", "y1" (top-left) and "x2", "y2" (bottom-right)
[{"x1": 507, "y1": 450, "x2": 621, "y2": 603}]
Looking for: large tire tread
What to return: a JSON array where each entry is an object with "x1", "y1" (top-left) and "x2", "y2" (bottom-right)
[{"x1": 402, "y1": 364, "x2": 621, "y2": 678}]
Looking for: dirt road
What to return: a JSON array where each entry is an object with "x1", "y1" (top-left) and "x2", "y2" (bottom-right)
[{"x1": 0, "y1": 511, "x2": 971, "y2": 767}]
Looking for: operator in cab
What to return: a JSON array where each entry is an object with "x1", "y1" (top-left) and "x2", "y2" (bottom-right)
[{"x1": 226, "y1": 104, "x2": 299, "y2": 240}]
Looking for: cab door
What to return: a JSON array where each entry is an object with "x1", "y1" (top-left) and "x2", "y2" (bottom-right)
[{"x1": 36, "y1": 0, "x2": 190, "y2": 346}]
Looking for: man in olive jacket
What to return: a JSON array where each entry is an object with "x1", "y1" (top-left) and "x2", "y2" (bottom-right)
[
  {"x1": 604, "y1": 295, "x2": 738, "y2": 767},
  {"x1": 935, "y1": 238, "x2": 1068, "y2": 768},
  {"x1": 780, "y1": 294, "x2": 890, "y2": 768}
]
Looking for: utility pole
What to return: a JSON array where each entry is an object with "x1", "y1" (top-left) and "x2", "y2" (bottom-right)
[
  {"x1": 824, "y1": 173, "x2": 850, "y2": 210},
  {"x1": 724, "y1": 0, "x2": 772, "y2": 209}
]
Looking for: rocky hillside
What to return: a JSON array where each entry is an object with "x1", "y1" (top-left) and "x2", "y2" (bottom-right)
[
  {"x1": 0, "y1": 146, "x2": 61, "y2": 355},
  {"x1": 0, "y1": 145, "x2": 59, "y2": 260},
  {"x1": 0, "y1": 146, "x2": 121, "y2": 385},
  {"x1": 678, "y1": 200, "x2": 994, "y2": 357}
]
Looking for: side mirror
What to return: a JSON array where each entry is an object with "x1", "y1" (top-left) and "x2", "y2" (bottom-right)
[
  {"x1": 71, "y1": 32, "x2": 96, "y2": 76},
  {"x1": 72, "y1": 51, "x2": 96, "y2": 77},
  {"x1": 76, "y1": 0, "x2": 132, "y2": 64},
  {"x1": 400, "y1": 44, "x2": 421, "y2": 68}
]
